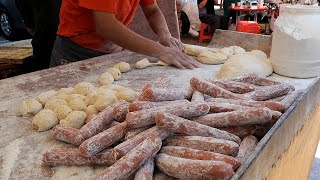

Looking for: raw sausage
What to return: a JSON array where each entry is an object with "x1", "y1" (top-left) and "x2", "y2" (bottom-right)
[
  {"x1": 126, "y1": 102, "x2": 210, "y2": 129},
  {"x1": 208, "y1": 79, "x2": 255, "y2": 94},
  {"x1": 95, "y1": 136, "x2": 162, "y2": 180},
  {"x1": 138, "y1": 87, "x2": 191, "y2": 101},
  {"x1": 155, "y1": 113, "x2": 241, "y2": 144},
  {"x1": 191, "y1": 90, "x2": 205, "y2": 102},
  {"x1": 165, "y1": 136, "x2": 239, "y2": 157},
  {"x1": 134, "y1": 158, "x2": 155, "y2": 180},
  {"x1": 236, "y1": 135, "x2": 258, "y2": 164},
  {"x1": 219, "y1": 124, "x2": 271, "y2": 139},
  {"x1": 124, "y1": 126, "x2": 153, "y2": 140},
  {"x1": 155, "y1": 153, "x2": 235, "y2": 180},
  {"x1": 280, "y1": 90, "x2": 303, "y2": 110},
  {"x1": 128, "y1": 100, "x2": 189, "y2": 112},
  {"x1": 52, "y1": 125, "x2": 80, "y2": 145},
  {"x1": 251, "y1": 83, "x2": 292, "y2": 101},
  {"x1": 161, "y1": 146, "x2": 240, "y2": 170},
  {"x1": 112, "y1": 100, "x2": 129, "y2": 122}
]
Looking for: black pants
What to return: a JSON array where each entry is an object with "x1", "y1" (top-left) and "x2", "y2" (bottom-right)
[{"x1": 199, "y1": 14, "x2": 229, "y2": 31}]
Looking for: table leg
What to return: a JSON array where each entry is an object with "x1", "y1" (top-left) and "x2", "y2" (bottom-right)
[
  {"x1": 236, "y1": 11, "x2": 240, "y2": 25},
  {"x1": 254, "y1": 11, "x2": 258, "y2": 22}
]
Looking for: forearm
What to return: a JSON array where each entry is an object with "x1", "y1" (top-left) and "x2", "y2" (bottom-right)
[
  {"x1": 199, "y1": 0, "x2": 208, "y2": 9},
  {"x1": 142, "y1": 4, "x2": 171, "y2": 38},
  {"x1": 93, "y1": 11, "x2": 165, "y2": 57}
]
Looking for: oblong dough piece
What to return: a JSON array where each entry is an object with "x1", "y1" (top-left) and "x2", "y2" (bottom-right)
[
  {"x1": 183, "y1": 44, "x2": 209, "y2": 56},
  {"x1": 72, "y1": 82, "x2": 95, "y2": 96},
  {"x1": 58, "y1": 87, "x2": 74, "y2": 95},
  {"x1": 197, "y1": 51, "x2": 228, "y2": 65},
  {"x1": 69, "y1": 99, "x2": 87, "y2": 111},
  {"x1": 113, "y1": 62, "x2": 131, "y2": 73},
  {"x1": 86, "y1": 105, "x2": 99, "y2": 115},
  {"x1": 32, "y1": 109, "x2": 59, "y2": 131},
  {"x1": 116, "y1": 88, "x2": 138, "y2": 102},
  {"x1": 107, "y1": 68, "x2": 122, "y2": 80},
  {"x1": 36, "y1": 90, "x2": 58, "y2": 105},
  {"x1": 217, "y1": 53, "x2": 273, "y2": 79},
  {"x1": 99, "y1": 72, "x2": 114, "y2": 86},
  {"x1": 44, "y1": 99, "x2": 68, "y2": 111},
  {"x1": 94, "y1": 94, "x2": 117, "y2": 111},
  {"x1": 53, "y1": 105, "x2": 73, "y2": 120},
  {"x1": 20, "y1": 99, "x2": 42, "y2": 117},
  {"x1": 60, "y1": 111, "x2": 87, "y2": 129}
]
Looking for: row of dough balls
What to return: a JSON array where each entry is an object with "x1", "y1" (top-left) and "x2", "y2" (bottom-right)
[{"x1": 100, "y1": 62, "x2": 131, "y2": 86}]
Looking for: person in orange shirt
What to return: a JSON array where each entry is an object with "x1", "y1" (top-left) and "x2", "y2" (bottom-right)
[{"x1": 50, "y1": 0, "x2": 199, "y2": 69}]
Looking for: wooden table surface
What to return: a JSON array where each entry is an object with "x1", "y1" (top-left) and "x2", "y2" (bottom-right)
[{"x1": 0, "y1": 50, "x2": 316, "y2": 179}]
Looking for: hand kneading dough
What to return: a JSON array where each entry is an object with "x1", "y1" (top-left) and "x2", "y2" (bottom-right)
[
  {"x1": 20, "y1": 99, "x2": 42, "y2": 117},
  {"x1": 113, "y1": 62, "x2": 131, "y2": 73},
  {"x1": 60, "y1": 111, "x2": 87, "y2": 129},
  {"x1": 32, "y1": 109, "x2": 58, "y2": 131},
  {"x1": 99, "y1": 72, "x2": 114, "y2": 86},
  {"x1": 53, "y1": 105, "x2": 72, "y2": 120},
  {"x1": 44, "y1": 99, "x2": 68, "y2": 111},
  {"x1": 69, "y1": 98, "x2": 87, "y2": 111},
  {"x1": 107, "y1": 68, "x2": 121, "y2": 80},
  {"x1": 250, "y1": 50, "x2": 268, "y2": 59},
  {"x1": 116, "y1": 88, "x2": 138, "y2": 102},
  {"x1": 86, "y1": 105, "x2": 99, "y2": 115},
  {"x1": 94, "y1": 94, "x2": 117, "y2": 111},
  {"x1": 36, "y1": 90, "x2": 58, "y2": 105},
  {"x1": 197, "y1": 50, "x2": 228, "y2": 65},
  {"x1": 72, "y1": 82, "x2": 95, "y2": 96},
  {"x1": 58, "y1": 87, "x2": 74, "y2": 95},
  {"x1": 217, "y1": 53, "x2": 273, "y2": 79}
]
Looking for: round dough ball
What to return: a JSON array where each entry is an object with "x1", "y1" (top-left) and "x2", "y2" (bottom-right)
[
  {"x1": 136, "y1": 58, "x2": 151, "y2": 69},
  {"x1": 58, "y1": 87, "x2": 74, "y2": 95},
  {"x1": 20, "y1": 99, "x2": 42, "y2": 117},
  {"x1": 96, "y1": 88, "x2": 117, "y2": 96},
  {"x1": 99, "y1": 72, "x2": 114, "y2": 86},
  {"x1": 72, "y1": 82, "x2": 95, "y2": 96},
  {"x1": 107, "y1": 68, "x2": 121, "y2": 80},
  {"x1": 36, "y1": 90, "x2": 58, "y2": 105},
  {"x1": 113, "y1": 62, "x2": 131, "y2": 73},
  {"x1": 44, "y1": 99, "x2": 68, "y2": 111},
  {"x1": 86, "y1": 105, "x2": 99, "y2": 115},
  {"x1": 53, "y1": 105, "x2": 72, "y2": 120},
  {"x1": 50, "y1": 94, "x2": 69, "y2": 101},
  {"x1": 197, "y1": 50, "x2": 228, "y2": 65},
  {"x1": 217, "y1": 53, "x2": 273, "y2": 79},
  {"x1": 94, "y1": 94, "x2": 117, "y2": 111},
  {"x1": 60, "y1": 111, "x2": 87, "y2": 129},
  {"x1": 99, "y1": 85, "x2": 126, "y2": 92},
  {"x1": 250, "y1": 50, "x2": 268, "y2": 59},
  {"x1": 116, "y1": 88, "x2": 138, "y2": 103},
  {"x1": 69, "y1": 99, "x2": 87, "y2": 111},
  {"x1": 32, "y1": 109, "x2": 58, "y2": 131},
  {"x1": 232, "y1": 46, "x2": 246, "y2": 55},
  {"x1": 66, "y1": 94, "x2": 88, "y2": 103}
]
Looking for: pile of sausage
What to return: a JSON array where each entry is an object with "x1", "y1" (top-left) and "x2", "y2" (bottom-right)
[{"x1": 43, "y1": 73, "x2": 302, "y2": 180}]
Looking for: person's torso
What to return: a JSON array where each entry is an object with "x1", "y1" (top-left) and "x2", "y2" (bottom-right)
[
  {"x1": 57, "y1": 0, "x2": 143, "y2": 53},
  {"x1": 198, "y1": 0, "x2": 216, "y2": 15}
]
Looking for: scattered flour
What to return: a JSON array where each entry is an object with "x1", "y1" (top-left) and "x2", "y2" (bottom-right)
[{"x1": 0, "y1": 139, "x2": 23, "y2": 180}]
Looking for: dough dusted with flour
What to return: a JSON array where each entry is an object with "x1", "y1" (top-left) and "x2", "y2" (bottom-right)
[
  {"x1": 113, "y1": 62, "x2": 131, "y2": 73},
  {"x1": 183, "y1": 44, "x2": 213, "y2": 56},
  {"x1": 36, "y1": 90, "x2": 58, "y2": 105},
  {"x1": 69, "y1": 99, "x2": 87, "y2": 111},
  {"x1": 60, "y1": 111, "x2": 87, "y2": 129},
  {"x1": 107, "y1": 68, "x2": 121, "y2": 80},
  {"x1": 101, "y1": 85, "x2": 126, "y2": 92},
  {"x1": 58, "y1": 87, "x2": 74, "y2": 95},
  {"x1": 72, "y1": 82, "x2": 95, "y2": 96},
  {"x1": 232, "y1": 46, "x2": 246, "y2": 54},
  {"x1": 96, "y1": 88, "x2": 117, "y2": 96},
  {"x1": 250, "y1": 50, "x2": 268, "y2": 59},
  {"x1": 217, "y1": 53, "x2": 273, "y2": 79},
  {"x1": 99, "y1": 72, "x2": 114, "y2": 86},
  {"x1": 44, "y1": 99, "x2": 68, "y2": 111},
  {"x1": 94, "y1": 94, "x2": 117, "y2": 111},
  {"x1": 50, "y1": 94, "x2": 69, "y2": 101},
  {"x1": 197, "y1": 50, "x2": 228, "y2": 65},
  {"x1": 86, "y1": 105, "x2": 99, "y2": 115},
  {"x1": 53, "y1": 105, "x2": 72, "y2": 120},
  {"x1": 32, "y1": 109, "x2": 59, "y2": 131},
  {"x1": 19, "y1": 99, "x2": 42, "y2": 117},
  {"x1": 66, "y1": 94, "x2": 88, "y2": 103},
  {"x1": 116, "y1": 88, "x2": 138, "y2": 102}
]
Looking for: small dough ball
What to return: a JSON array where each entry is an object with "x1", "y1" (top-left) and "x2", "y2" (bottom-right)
[
  {"x1": 99, "y1": 72, "x2": 114, "y2": 86},
  {"x1": 32, "y1": 109, "x2": 58, "y2": 131},
  {"x1": 44, "y1": 99, "x2": 68, "y2": 111},
  {"x1": 72, "y1": 82, "x2": 95, "y2": 96},
  {"x1": 232, "y1": 46, "x2": 246, "y2": 55},
  {"x1": 197, "y1": 51, "x2": 228, "y2": 65},
  {"x1": 36, "y1": 90, "x2": 58, "y2": 105},
  {"x1": 20, "y1": 99, "x2": 42, "y2": 117},
  {"x1": 217, "y1": 53, "x2": 273, "y2": 79},
  {"x1": 113, "y1": 62, "x2": 131, "y2": 73},
  {"x1": 250, "y1": 50, "x2": 268, "y2": 59},
  {"x1": 50, "y1": 94, "x2": 69, "y2": 101},
  {"x1": 69, "y1": 99, "x2": 87, "y2": 111},
  {"x1": 66, "y1": 94, "x2": 88, "y2": 103},
  {"x1": 107, "y1": 68, "x2": 121, "y2": 80},
  {"x1": 116, "y1": 88, "x2": 138, "y2": 102},
  {"x1": 58, "y1": 87, "x2": 74, "y2": 95},
  {"x1": 96, "y1": 88, "x2": 117, "y2": 96},
  {"x1": 60, "y1": 111, "x2": 87, "y2": 129},
  {"x1": 136, "y1": 58, "x2": 151, "y2": 69},
  {"x1": 53, "y1": 105, "x2": 72, "y2": 120},
  {"x1": 100, "y1": 85, "x2": 126, "y2": 92},
  {"x1": 94, "y1": 94, "x2": 117, "y2": 111},
  {"x1": 86, "y1": 105, "x2": 99, "y2": 115}
]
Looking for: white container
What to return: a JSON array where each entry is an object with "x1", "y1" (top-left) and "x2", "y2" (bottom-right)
[{"x1": 270, "y1": 5, "x2": 320, "y2": 78}]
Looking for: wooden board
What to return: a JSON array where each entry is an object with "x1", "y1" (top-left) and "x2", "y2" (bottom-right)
[{"x1": 0, "y1": 46, "x2": 32, "y2": 64}]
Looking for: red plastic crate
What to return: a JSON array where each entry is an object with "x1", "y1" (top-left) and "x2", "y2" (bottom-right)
[{"x1": 236, "y1": 21, "x2": 261, "y2": 34}]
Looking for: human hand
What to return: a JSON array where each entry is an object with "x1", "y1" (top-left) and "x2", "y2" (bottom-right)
[
  {"x1": 156, "y1": 47, "x2": 200, "y2": 69},
  {"x1": 159, "y1": 36, "x2": 183, "y2": 51}
]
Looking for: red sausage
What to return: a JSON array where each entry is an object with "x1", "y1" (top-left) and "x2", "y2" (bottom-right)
[
  {"x1": 138, "y1": 87, "x2": 191, "y2": 101},
  {"x1": 191, "y1": 90, "x2": 205, "y2": 102},
  {"x1": 208, "y1": 79, "x2": 255, "y2": 94},
  {"x1": 251, "y1": 83, "x2": 292, "y2": 101},
  {"x1": 134, "y1": 158, "x2": 155, "y2": 180},
  {"x1": 112, "y1": 100, "x2": 129, "y2": 122},
  {"x1": 52, "y1": 125, "x2": 80, "y2": 145},
  {"x1": 128, "y1": 100, "x2": 189, "y2": 112},
  {"x1": 236, "y1": 135, "x2": 259, "y2": 164}
]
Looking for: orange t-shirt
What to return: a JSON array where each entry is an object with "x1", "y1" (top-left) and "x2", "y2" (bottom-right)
[{"x1": 57, "y1": 0, "x2": 156, "y2": 53}]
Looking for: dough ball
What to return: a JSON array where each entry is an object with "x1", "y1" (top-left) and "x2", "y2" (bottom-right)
[
  {"x1": 113, "y1": 62, "x2": 131, "y2": 73},
  {"x1": 36, "y1": 90, "x2": 58, "y2": 105},
  {"x1": 250, "y1": 50, "x2": 268, "y2": 59},
  {"x1": 100, "y1": 85, "x2": 126, "y2": 92},
  {"x1": 136, "y1": 58, "x2": 151, "y2": 69},
  {"x1": 58, "y1": 87, "x2": 74, "y2": 95},
  {"x1": 53, "y1": 105, "x2": 72, "y2": 120},
  {"x1": 86, "y1": 105, "x2": 99, "y2": 115},
  {"x1": 50, "y1": 94, "x2": 69, "y2": 101},
  {"x1": 66, "y1": 94, "x2": 88, "y2": 103},
  {"x1": 217, "y1": 53, "x2": 273, "y2": 79},
  {"x1": 60, "y1": 111, "x2": 87, "y2": 129},
  {"x1": 183, "y1": 44, "x2": 208, "y2": 56},
  {"x1": 97, "y1": 87, "x2": 117, "y2": 95},
  {"x1": 107, "y1": 68, "x2": 121, "y2": 80},
  {"x1": 232, "y1": 46, "x2": 246, "y2": 55},
  {"x1": 44, "y1": 99, "x2": 68, "y2": 111},
  {"x1": 72, "y1": 82, "x2": 95, "y2": 96},
  {"x1": 69, "y1": 99, "x2": 87, "y2": 111},
  {"x1": 116, "y1": 88, "x2": 138, "y2": 102},
  {"x1": 94, "y1": 94, "x2": 117, "y2": 111},
  {"x1": 99, "y1": 72, "x2": 114, "y2": 86},
  {"x1": 32, "y1": 109, "x2": 58, "y2": 131},
  {"x1": 197, "y1": 50, "x2": 228, "y2": 65},
  {"x1": 19, "y1": 99, "x2": 42, "y2": 117}
]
